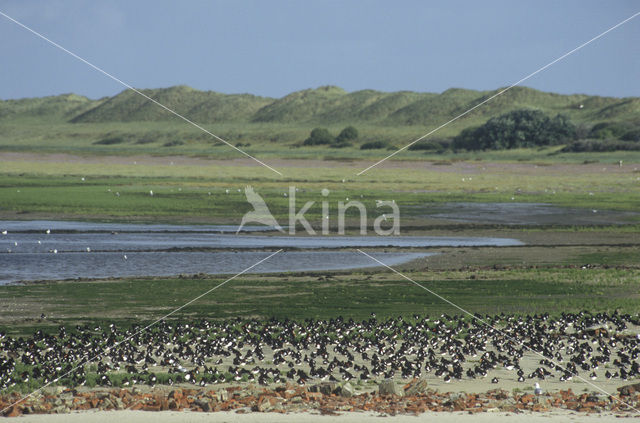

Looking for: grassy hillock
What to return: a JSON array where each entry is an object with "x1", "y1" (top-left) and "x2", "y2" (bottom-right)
[
  {"x1": 0, "y1": 85, "x2": 638, "y2": 159},
  {"x1": 0, "y1": 93, "x2": 101, "y2": 123},
  {"x1": 69, "y1": 85, "x2": 272, "y2": 123},
  {"x1": 2, "y1": 85, "x2": 637, "y2": 126}
]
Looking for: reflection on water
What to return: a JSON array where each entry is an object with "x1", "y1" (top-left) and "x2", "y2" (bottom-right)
[
  {"x1": 0, "y1": 220, "x2": 274, "y2": 233},
  {"x1": 0, "y1": 251, "x2": 433, "y2": 285},
  {"x1": 0, "y1": 233, "x2": 523, "y2": 254}
]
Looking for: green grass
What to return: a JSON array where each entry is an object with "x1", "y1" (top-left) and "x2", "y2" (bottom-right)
[
  {"x1": 2, "y1": 268, "x2": 638, "y2": 336},
  {"x1": 1, "y1": 155, "x2": 638, "y2": 224},
  {"x1": 3, "y1": 120, "x2": 640, "y2": 162}
]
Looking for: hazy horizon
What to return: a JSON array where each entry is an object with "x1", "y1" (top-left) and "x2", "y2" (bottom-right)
[{"x1": 1, "y1": 83, "x2": 638, "y2": 102}]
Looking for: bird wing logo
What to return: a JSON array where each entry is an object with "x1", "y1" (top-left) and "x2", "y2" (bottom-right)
[{"x1": 236, "y1": 186, "x2": 284, "y2": 233}]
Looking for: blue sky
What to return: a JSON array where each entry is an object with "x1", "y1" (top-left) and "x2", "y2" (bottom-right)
[{"x1": 0, "y1": 1, "x2": 638, "y2": 100}]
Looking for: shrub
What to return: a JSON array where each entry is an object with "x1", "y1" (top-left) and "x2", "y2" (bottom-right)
[
  {"x1": 408, "y1": 138, "x2": 452, "y2": 151},
  {"x1": 303, "y1": 128, "x2": 334, "y2": 146},
  {"x1": 336, "y1": 126, "x2": 358, "y2": 143},
  {"x1": 360, "y1": 141, "x2": 390, "y2": 150},
  {"x1": 94, "y1": 136, "x2": 125, "y2": 145},
  {"x1": 621, "y1": 128, "x2": 640, "y2": 142},
  {"x1": 163, "y1": 140, "x2": 184, "y2": 147},
  {"x1": 561, "y1": 139, "x2": 640, "y2": 152},
  {"x1": 135, "y1": 137, "x2": 155, "y2": 145},
  {"x1": 452, "y1": 109, "x2": 577, "y2": 150}
]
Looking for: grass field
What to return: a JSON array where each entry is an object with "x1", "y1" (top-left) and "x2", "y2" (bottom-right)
[
  {"x1": 2, "y1": 265, "x2": 639, "y2": 336},
  {"x1": 1, "y1": 155, "x2": 639, "y2": 225},
  {"x1": 3, "y1": 120, "x2": 640, "y2": 163}
]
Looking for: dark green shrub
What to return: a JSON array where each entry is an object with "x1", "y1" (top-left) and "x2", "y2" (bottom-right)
[
  {"x1": 303, "y1": 128, "x2": 334, "y2": 145},
  {"x1": 453, "y1": 109, "x2": 577, "y2": 150},
  {"x1": 163, "y1": 140, "x2": 184, "y2": 147},
  {"x1": 135, "y1": 137, "x2": 155, "y2": 144},
  {"x1": 408, "y1": 138, "x2": 452, "y2": 151},
  {"x1": 561, "y1": 139, "x2": 640, "y2": 152},
  {"x1": 621, "y1": 129, "x2": 640, "y2": 142},
  {"x1": 360, "y1": 140, "x2": 390, "y2": 150},
  {"x1": 94, "y1": 136, "x2": 125, "y2": 145},
  {"x1": 336, "y1": 126, "x2": 358, "y2": 143}
]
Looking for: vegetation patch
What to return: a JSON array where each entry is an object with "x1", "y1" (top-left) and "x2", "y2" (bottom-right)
[
  {"x1": 93, "y1": 136, "x2": 126, "y2": 145},
  {"x1": 360, "y1": 140, "x2": 390, "y2": 150}
]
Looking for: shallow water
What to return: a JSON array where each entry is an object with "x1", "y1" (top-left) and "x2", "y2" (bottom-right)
[
  {"x1": 410, "y1": 202, "x2": 639, "y2": 225},
  {"x1": 0, "y1": 233, "x2": 523, "y2": 254},
  {"x1": 0, "y1": 220, "x2": 523, "y2": 284},
  {"x1": 0, "y1": 251, "x2": 433, "y2": 284},
  {"x1": 0, "y1": 220, "x2": 274, "y2": 233}
]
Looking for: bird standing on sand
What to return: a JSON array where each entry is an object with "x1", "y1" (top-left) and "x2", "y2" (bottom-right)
[{"x1": 534, "y1": 382, "x2": 542, "y2": 395}]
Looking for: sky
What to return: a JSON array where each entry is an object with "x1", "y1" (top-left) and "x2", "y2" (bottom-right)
[{"x1": 0, "y1": 1, "x2": 638, "y2": 100}]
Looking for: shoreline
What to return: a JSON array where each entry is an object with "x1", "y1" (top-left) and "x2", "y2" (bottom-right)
[
  {"x1": 8, "y1": 409, "x2": 639, "y2": 422},
  {"x1": 3, "y1": 385, "x2": 640, "y2": 419}
]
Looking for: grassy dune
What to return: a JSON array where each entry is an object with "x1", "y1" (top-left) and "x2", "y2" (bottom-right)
[{"x1": 1, "y1": 85, "x2": 639, "y2": 160}]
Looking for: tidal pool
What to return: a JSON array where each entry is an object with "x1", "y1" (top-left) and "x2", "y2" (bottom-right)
[{"x1": 0, "y1": 220, "x2": 523, "y2": 284}]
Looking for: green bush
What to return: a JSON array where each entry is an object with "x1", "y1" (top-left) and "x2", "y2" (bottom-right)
[
  {"x1": 93, "y1": 136, "x2": 126, "y2": 145},
  {"x1": 163, "y1": 140, "x2": 184, "y2": 147},
  {"x1": 408, "y1": 138, "x2": 452, "y2": 151},
  {"x1": 452, "y1": 109, "x2": 577, "y2": 150},
  {"x1": 303, "y1": 128, "x2": 334, "y2": 146},
  {"x1": 135, "y1": 137, "x2": 155, "y2": 144},
  {"x1": 360, "y1": 140, "x2": 390, "y2": 150},
  {"x1": 561, "y1": 139, "x2": 640, "y2": 152},
  {"x1": 336, "y1": 126, "x2": 358, "y2": 143},
  {"x1": 621, "y1": 128, "x2": 640, "y2": 142}
]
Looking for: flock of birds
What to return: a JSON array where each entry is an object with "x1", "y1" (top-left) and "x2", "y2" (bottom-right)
[
  {"x1": 1, "y1": 312, "x2": 639, "y2": 391},
  {"x1": 2, "y1": 229, "x2": 61, "y2": 255}
]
